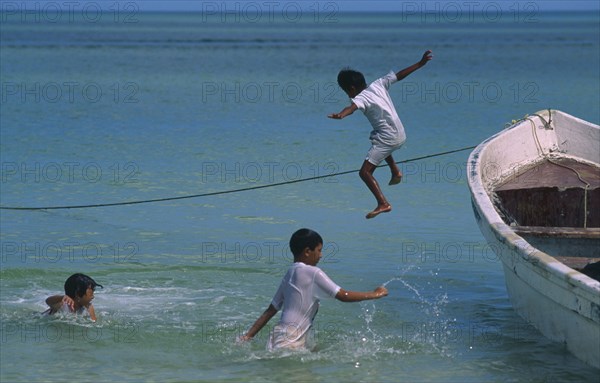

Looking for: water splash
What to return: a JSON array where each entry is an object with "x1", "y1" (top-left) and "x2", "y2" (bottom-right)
[{"x1": 379, "y1": 266, "x2": 456, "y2": 358}]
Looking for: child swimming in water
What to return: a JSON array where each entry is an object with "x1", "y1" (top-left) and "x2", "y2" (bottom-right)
[{"x1": 44, "y1": 273, "x2": 103, "y2": 322}]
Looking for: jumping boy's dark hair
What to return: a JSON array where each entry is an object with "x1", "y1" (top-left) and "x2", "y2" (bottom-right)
[
  {"x1": 337, "y1": 68, "x2": 367, "y2": 94},
  {"x1": 64, "y1": 273, "x2": 103, "y2": 299},
  {"x1": 289, "y1": 228, "x2": 323, "y2": 257}
]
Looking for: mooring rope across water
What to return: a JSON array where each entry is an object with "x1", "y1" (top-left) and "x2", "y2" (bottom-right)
[{"x1": 0, "y1": 145, "x2": 476, "y2": 211}]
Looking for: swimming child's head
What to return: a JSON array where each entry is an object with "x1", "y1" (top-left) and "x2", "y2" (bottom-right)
[
  {"x1": 290, "y1": 228, "x2": 323, "y2": 258},
  {"x1": 64, "y1": 273, "x2": 103, "y2": 300},
  {"x1": 337, "y1": 68, "x2": 367, "y2": 97}
]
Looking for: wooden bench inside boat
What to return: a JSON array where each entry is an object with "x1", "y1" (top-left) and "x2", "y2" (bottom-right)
[
  {"x1": 512, "y1": 226, "x2": 600, "y2": 260},
  {"x1": 512, "y1": 226, "x2": 600, "y2": 276}
]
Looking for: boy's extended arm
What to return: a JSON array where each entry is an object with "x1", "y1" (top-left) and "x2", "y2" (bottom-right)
[
  {"x1": 396, "y1": 50, "x2": 433, "y2": 81},
  {"x1": 88, "y1": 304, "x2": 97, "y2": 321},
  {"x1": 335, "y1": 286, "x2": 388, "y2": 302},
  {"x1": 240, "y1": 304, "x2": 279, "y2": 341},
  {"x1": 45, "y1": 295, "x2": 74, "y2": 313},
  {"x1": 328, "y1": 103, "x2": 358, "y2": 119}
]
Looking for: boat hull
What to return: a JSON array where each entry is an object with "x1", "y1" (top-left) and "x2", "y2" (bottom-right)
[{"x1": 467, "y1": 110, "x2": 600, "y2": 368}]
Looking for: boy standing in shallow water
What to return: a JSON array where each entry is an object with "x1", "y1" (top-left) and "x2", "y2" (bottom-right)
[
  {"x1": 329, "y1": 50, "x2": 433, "y2": 219},
  {"x1": 240, "y1": 228, "x2": 387, "y2": 351}
]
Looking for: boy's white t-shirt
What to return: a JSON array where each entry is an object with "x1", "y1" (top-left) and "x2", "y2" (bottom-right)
[
  {"x1": 351, "y1": 70, "x2": 406, "y2": 146},
  {"x1": 268, "y1": 262, "x2": 340, "y2": 350},
  {"x1": 44, "y1": 302, "x2": 87, "y2": 317}
]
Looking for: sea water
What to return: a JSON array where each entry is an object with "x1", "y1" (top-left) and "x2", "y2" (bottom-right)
[{"x1": 1, "y1": 6, "x2": 599, "y2": 383}]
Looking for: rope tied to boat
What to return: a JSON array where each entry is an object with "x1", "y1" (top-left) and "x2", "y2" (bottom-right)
[{"x1": 0, "y1": 145, "x2": 476, "y2": 211}]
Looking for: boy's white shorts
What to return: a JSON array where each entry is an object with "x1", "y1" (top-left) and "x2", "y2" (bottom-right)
[{"x1": 365, "y1": 140, "x2": 404, "y2": 166}]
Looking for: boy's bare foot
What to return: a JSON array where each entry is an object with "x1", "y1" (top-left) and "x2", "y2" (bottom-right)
[
  {"x1": 366, "y1": 204, "x2": 392, "y2": 219},
  {"x1": 388, "y1": 174, "x2": 402, "y2": 185}
]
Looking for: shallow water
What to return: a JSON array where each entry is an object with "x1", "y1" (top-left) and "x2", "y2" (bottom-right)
[{"x1": 1, "y1": 7, "x2": 599, "y2": 383}]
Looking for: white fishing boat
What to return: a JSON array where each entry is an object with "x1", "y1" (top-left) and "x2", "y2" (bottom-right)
[{"x1": 467, "y1": 109, "x2": 600, "y2": 368}]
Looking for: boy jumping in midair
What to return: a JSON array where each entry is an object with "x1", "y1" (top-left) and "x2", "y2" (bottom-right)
[{"x1": 329, "y1": 50, "x2": 433, "y2": 219}]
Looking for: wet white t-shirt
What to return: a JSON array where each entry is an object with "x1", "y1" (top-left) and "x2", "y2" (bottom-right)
[
  {"x1": 352, "y1": 70, "x2": 406, "y2": 146},
  {"x1": 268, "y1": 262, "x2": 340, "y2": 350},
  {"x1": 43, "y1": 302, "x2": 87, "y2": 317}
]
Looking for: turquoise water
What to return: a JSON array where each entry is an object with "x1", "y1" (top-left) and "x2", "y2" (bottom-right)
[{"x1": 1, "y1": 8, "x2": 599, "y2": 383}]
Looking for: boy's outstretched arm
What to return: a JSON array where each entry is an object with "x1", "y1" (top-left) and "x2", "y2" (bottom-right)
[
  {"x1": 396, "y1": 50, "x2": 433, "y2": 81},
  {"x1": 88, "y1": 304, "x2": 97, "y2": 322},
  {"x1": 45, "y1": 295, "x2": 75, "y2": 314},
  {"x1": 335, "y1": 286, "x2": 388, "y2": 302},
  {"x1": 239, "y1": 304, "x2": 279, "y2": 341},
  {"x1": 328, "y1": 103, "x2": 358, "y2": 119}
]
